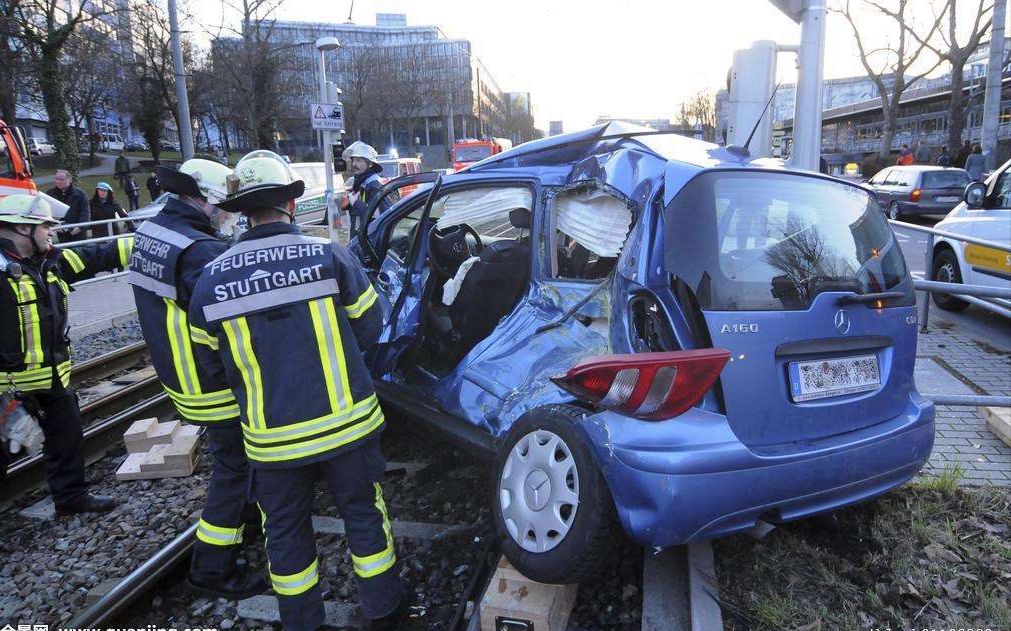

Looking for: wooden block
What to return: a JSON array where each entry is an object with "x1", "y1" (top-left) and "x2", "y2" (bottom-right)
[
  {"x1": 479, "y1": 558, "x2": 577, "y2": 631},
  {"x1": 139, "y1": 434, "x2": 199, "y2": 472},
  {"x1": 122, "y1": 418, "x2": 158, "y2": 453},
  {"x1": 984, "y1": 406, "x2": 1011, "y2": 447},
  {"x1": 115, "y1": 452, "x2": 150, "y2": 480}
]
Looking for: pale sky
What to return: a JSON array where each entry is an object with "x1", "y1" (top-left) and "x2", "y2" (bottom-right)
[{"x1": 184, "y1": 0, "x2": 996, "y2": 131}]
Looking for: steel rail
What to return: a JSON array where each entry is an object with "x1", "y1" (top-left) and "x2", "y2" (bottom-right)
[
  {"x1": 67, "y1": 523, "x2": 197, "y2": 629},
  {"x1": 71, "y1": 341, "x2": 149, "y2": 386}
]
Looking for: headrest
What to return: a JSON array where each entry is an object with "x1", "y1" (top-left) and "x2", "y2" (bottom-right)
[{"x1": 508, "y1": 208, "x2": 531, "y2": 230}]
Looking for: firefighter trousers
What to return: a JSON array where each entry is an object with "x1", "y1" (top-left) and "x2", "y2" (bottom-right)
[
  {"x1": 253, "y1": 439, "x2": 404, "y2": 631},
  {"x1": 20, "y1": 388, "x2": 88, "y2": 506},
  {"x1": 190, "y1": 423, "x2": 253, "y2": 579}
]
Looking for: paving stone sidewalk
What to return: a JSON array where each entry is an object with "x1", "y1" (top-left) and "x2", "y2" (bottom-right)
[{"x1": 916, "y1": 317, "x2": 1011, "y2": 486}]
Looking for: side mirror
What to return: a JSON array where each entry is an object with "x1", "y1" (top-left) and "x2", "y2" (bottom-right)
[{"x1": 964, "y1": 181, "x2": 986, "y2": 209}]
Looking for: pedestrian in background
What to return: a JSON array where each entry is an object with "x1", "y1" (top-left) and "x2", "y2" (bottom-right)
[
  {"x1": 124, "y1": 174, "x2": 141, "y2": 211},
  {"x1": 114, "y1": 151, "x2": 131, "y2": 191},
  {"x1": 914, "y1": 141, "x2": 932, "y2": 165},
  {"x1": 146, "y1": 170, "x2": 162, "y2": 202},
  {"x1": 90, "y1": 182, "x2": 128, "y2": 238},
  {"x1": 955, "y1": 140, "x2": 972, "y2": 168},
  {"x1": 46, "y1": 170, "x2": 90, "y2": 242},
  {"x1": 936, "y1": 146, "x2": 952, "y2": 167},
  {"x1": 965, "y1": 144, "x2": 985, "y2": 182},
  {"x1": 895, "y1": 144, "x2": 914, "y2": 166}
]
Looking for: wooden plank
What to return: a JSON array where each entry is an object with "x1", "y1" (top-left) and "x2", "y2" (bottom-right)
[
  {"x1": 687, "y1": 541, "x2": 723, "y2": 631},
  {"x1": 642, "y1": 546, "x2": 691, "y2": 631},
  {"x1": 984, "y1": 406, "x2": 1011, "y2": 447}
]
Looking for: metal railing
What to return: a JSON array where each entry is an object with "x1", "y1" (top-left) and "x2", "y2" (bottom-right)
[{"x1": 889, "y1": 218, "x2": 1011, "y2": 409}]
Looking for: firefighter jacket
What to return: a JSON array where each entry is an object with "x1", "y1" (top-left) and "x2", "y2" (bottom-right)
[
  {"x1": 188, "y1": 222, "x2": 383, "y2": 468},
  {"x1": 128, "y1": 197, "x2": 239, "y2": 425},
  {"x1": 1, "y1": 237, "x2": 132, "y2": 393}
]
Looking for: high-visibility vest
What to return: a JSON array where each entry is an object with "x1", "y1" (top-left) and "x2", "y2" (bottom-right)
[
  {"x1": 128, "y1": 200, "x2": 239, "y2": 425},
  {"x1": 189, "y1": 223, "x2": 383, "y2": 468},
  {"x1": 1, "y1": 240, "x2": 132, "y2": 392}
]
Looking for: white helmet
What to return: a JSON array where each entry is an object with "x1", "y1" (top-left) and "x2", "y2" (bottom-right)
[
  {"x1": 218, "y1": 150, "x2": 305, "y2": 214},
  {"x1": 179, "y1": 158, "x2": 233, "y2": 204},
  {"x1": 0, "y1": 194, "x2": 62, "y2": 226},
  {"x1": 342, "y1": 141, "x2": 378, "y2": 164}
]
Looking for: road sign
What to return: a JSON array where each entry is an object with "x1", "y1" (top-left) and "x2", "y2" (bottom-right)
[
  {"x1": 310, "y1": 102, "x2": 345, "y2": 131},
  {"x1": 769, "y1": 0, "x2": 803, "y2": 22}
]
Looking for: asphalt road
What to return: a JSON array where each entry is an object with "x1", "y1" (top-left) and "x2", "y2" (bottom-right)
[{"x1": 891, "y1": 216, "x2": 1011, "y2": 350}]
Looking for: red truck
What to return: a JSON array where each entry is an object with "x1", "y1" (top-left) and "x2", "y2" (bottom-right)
[
  {"x1": 0, "y1": 119, "x2": 37, "y2": 199},
  {"x1": 451, "y1": 138, "x2": 512, "y2": 172}
]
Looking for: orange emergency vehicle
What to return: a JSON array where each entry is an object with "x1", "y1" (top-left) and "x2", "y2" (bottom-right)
[
  {"x1": 451, "y1": 138, "x2": 512, "y2": 172},
  {"x1": 0, "y1": 118, "x2": 37, "y2": 199}
]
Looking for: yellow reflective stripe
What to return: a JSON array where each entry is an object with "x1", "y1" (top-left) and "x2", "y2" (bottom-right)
[
  {"x1": 117, "y1": 235, "x2": 134, "y2": 267},
  {"x1": 9, "y1": 277, "x2": 44, "y2": 366},
  {"x1": 241, "y1": 395, "x2": 377, "y2": 443},
  {"x1": 189, "y1": 325, "x2": 219, "y2": 350},
  {"x1": 309, "y1": 297, "x2": 350, "y2": 414},
  {"x1": 61, "y1": 248, "x2": 86, "y2": 273},
  {"x1": 244, "y1": 406, "x2": 383, "y2": 463},
  {"x1": 270, "y1": 558, "x2": 320, "y2": 596},
  {"x1": 344, "y1": 284, "x2": 378, "y2": 319},
  {"x1": 223, "y1": 317, "x2": 265, "y2": 430},
  {"x1": 171, "y1": 401, "x2": 241, "y2": 422},
  {"x1": 164, "y1": 385, "x2": 236, "y2": 406},
  {"x1": 2, "y1": 361, "x2": 72, "y2": 392},
  {"x1": 164, "y1": 298, "x2": 201, "y2": 395},
  {"x1": 352, "y1": 483, "x2": 396, "y2": 578},
  {"x1": 47, "y1": 271, "x2": 70, "y2": 295},
  {"x1": 196, "y1": 518, "x2": 243, "y2": 546}
]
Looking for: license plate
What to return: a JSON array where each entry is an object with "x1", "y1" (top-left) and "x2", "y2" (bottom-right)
[
  {"x1": 788, "y1": 355, "x2": 881, "y2": 402},
  {"x1": 937, "y1": 196, "x2": 959, "y2": 202}
]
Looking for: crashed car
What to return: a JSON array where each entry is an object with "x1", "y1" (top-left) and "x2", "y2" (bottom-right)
[{"x1": 350, "y1": 123, "x2": 935, "y2": 583}]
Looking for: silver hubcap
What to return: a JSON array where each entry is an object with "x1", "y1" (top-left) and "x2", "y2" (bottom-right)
[
  {"x1": 889, "y1": 204, "x2": 898, "y2": 219},
  {"x1": 938, "y1": 262, "x2": 955, "y2": 283},
  {"x1": 499, "y1": 430, "x2": 579, "y2": 553}
]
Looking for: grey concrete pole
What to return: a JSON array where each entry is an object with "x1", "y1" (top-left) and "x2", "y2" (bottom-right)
[
  {"x1": 167, "y1": 0, "x2": 194, "y2": 160},
  {"x1": 789, "y1": 0, "x2": 826, "y2": 171},
  {"x1": 981, "y1": 0, "x2": 1007, "y2": 170},
  {"x1": 317, "y1": 47, "x2": 339, "y2": 244}
]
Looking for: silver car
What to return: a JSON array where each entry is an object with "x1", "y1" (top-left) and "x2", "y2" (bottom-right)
[{"x1": 867, "y1": 165, "x2": 970, "y2": 220}]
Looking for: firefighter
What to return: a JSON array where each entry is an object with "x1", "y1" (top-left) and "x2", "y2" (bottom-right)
[
  {"x1": 0, "y1": 194, "x2": 132, "y2": 515},
  {"x1": 188, "y1": 150, "x2": 407, "y2": 631},
  {"x1": 342, "y1": 141, "x2": 392, "y2": 235},
  {"x1": 127, "y1": 159, "x2": 266, "y2": 600}
]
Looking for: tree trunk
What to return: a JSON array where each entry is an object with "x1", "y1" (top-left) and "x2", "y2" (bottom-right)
[
  {"x1": 947, "y1": 66, "x2": 966, "y2": 150},
  {"x1": 39, "y1": 47, "x2": 79, "y2": 175},
  {"x1": 879, "y1": 101, "x2": 899, "y2": 161}
]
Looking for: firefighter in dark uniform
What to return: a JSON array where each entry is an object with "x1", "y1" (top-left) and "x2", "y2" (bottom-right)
[
  {"x1": 188, "y1": 151, "x2": 407, "y2": 631},
  {"x1": 127, "y1": 159, "x2": 265, "y2": 599},
  {"x1": 0, "y1": 194, "x2": 132, "y2": 515}
]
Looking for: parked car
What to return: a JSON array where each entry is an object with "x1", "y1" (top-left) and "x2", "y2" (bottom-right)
[
  {"x1": 125, "y1": 138, "x2": 148, "y2": 151},
  {"x1": 160, "y1": 141, "x2": 181, "y2": 152},
  {"x1": 866, "y1": 165, "x2": 970, "y2": 220},
  {"x1": 351, "y1": 123, "x2": 934, "y2": 583},
  {"x1": 289, "y1": 161, "x2": 345, "y2": 225},
  {"x1": 930, "y1": 159, "x2": 1011, "y2": 312},
  {"x1": 100, "y1": 133, "x2": 125, "y2": 152},
  {"x1": 27, "y1": 138, "x2": 56, "y2": 156}
]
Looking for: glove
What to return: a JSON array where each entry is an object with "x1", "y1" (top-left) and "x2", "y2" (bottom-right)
[{"x1": 0, "y1": 403, "x2": 44, "y2": 456}]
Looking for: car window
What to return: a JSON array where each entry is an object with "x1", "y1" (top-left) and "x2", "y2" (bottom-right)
[
  {"x1": 922, "y1": 170, "x2": 969, "y2": 189},
  {"x1": 870, "y1": 169, "x2": 890, "y2": 185},
  {"x1": 989, "y1": 171, "x2": 1011, "y2": 209},
  {"x1": 290, "y1": 164, "x2": 326, "y2": 191},
  {"x1": 883, "y1": 170, "x2": 903, "y2": 185},
  {"x1": 664, "y1": 172, "x2": 910, "y2": 311},
  {"x1": 552, "y1": 188, "x2": 631, "y2": 280}
]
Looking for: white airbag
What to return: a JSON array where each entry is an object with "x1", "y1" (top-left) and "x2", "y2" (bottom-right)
[{"x1": 555, "y1": 189, "x2": 631, "y2": 258}]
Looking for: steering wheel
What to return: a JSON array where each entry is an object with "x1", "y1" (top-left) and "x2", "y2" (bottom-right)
[{"x1": 428, "y1": 223, "x2": 483, "y2": 278}]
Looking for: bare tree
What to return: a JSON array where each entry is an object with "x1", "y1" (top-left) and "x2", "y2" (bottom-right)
[
  {"x1": 341, "y1": 46, "x2": 381, "y2": 141},
  {"x1": 16, "y1": 0, "x2": 119, "y2": 173},
  {"x1": 686, "y1": 89, "x2": 718, "y2": 141},
  {"x1": 63, "y1": 26, "x2": 118, "y2": 163},
  {"x1": 900, "y1": 0, "x2": 994, "y2": 149},
  {"x1": 0, "y1": 0, "x2": 26, "y2": 125},
  {"x1": 386, "y1": 44, "x2": 437, "y2": 152},
  {"x1": 837, "y1": 0, "x2": 946, "y2": 159}
]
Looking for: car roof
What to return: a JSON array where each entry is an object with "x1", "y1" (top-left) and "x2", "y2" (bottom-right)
[{"x1": 888, "y1": 165, "x2": 966, "y2": 172}]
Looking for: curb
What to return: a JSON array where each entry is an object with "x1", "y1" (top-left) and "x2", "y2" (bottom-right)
[{"x1": 70, "y1": 308, "x2": 138, "y2": 338}]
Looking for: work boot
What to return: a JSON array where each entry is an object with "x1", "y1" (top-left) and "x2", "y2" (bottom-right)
[
  {"x1": 54, "y1": 494, "x2": 118, "y2": 517},
  {"x1": 369, "y1": 597, "x2": 412, "y2": 631},
  {"x1": 186, "y1": 566, "x2": 268, "y2": 600}
]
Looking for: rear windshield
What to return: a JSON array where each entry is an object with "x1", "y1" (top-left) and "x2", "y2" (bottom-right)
[
  {"x1": 455, "y1": 145, "x2": 492, "y2": 162},
  {"x1": 664, "y1": 171, "x2": 912, "y2": 311},
  {"x1": 922, "y1": 170, "x2": 969, "y2": 189}
]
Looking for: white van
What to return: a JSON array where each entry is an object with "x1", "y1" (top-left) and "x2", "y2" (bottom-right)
[{"x1": 101, "y1": 133, "x2": 124, "y2": 151}]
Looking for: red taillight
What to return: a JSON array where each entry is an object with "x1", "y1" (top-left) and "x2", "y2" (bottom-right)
[
  {"x1": 551, "y1": 349, "x2": 731, "y2": 421},
  {"x1": 910, "y1": 188, "x2": 921, "y2": 202}
]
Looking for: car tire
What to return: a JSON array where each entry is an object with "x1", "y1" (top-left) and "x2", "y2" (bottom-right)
[
  {"x1": 492, "y1": 404, "x2": 618, "y2": 584},
  {"x1": 931, "y1": 249, "x2": 970, "y2": 312},
  {"x1": 888, "y1": 202, "x2": 902, "y2": 221}
]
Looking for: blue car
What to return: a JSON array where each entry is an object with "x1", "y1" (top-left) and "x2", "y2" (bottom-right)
[{"x1": 351, "y1": 122, "x2": 935, "y2": 584}]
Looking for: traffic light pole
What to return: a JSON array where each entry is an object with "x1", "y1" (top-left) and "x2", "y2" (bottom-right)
[
  {"x1": 789, "y1": 1, "x2": 826, "y2": 171},
  {"x1": 167, "y1": 0, "x2": 194, "y2": 161}
]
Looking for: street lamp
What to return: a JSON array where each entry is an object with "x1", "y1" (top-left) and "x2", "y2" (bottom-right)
[{"x1": 315, "y1": 36, "x2": 342, "y2": 243}]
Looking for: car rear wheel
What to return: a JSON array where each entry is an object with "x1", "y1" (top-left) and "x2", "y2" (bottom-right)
[
  {"x1": 492, "y1": 405, "x2": 617, "y2": 584},
  {"x1": 931, "y1": 249, "x2": 969, "y2": 311},
  {"x1": 888, "y1": 202, "x2": 902, "y2": 221}
]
